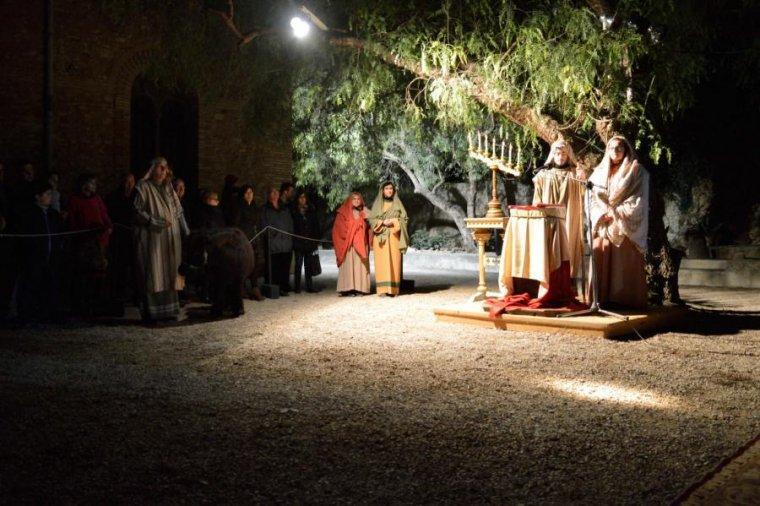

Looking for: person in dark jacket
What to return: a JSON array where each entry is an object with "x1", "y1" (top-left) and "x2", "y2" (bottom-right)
[
  {"x1": 106, "y1": 172, "x2": 137, "y2": 305},
  {"x1": 292, "y1": 190, "x2": 320, "y2": 293},
  {"x1": 15, "y1": 181, "x2": 64, "y2": 322},
  {"x1": 221, "y1": 174, "x2": 240, "y2": 226},
  {"x1": 260, "y1": 186, "x2": 294, "y2": 295},
  {"x1": 173, "y1": 178, "x2": 192, "y2": 229},
  {"x1": 196, "y1": 191, "x2": 226, "y2": 230},
  {"x1": 0, "y1": 162, "x2": 15, "y2": 319},
  {"x1": 233, "y1": 184, "x2": 265, "y2": 300}
]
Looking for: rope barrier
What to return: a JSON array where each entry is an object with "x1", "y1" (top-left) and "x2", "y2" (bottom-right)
[
  {"x1": 252, "y1": 225, "x2": 333, "y2": 245},
  {"x1": 0, "y1": 227, "x2": 101, "y2": 238}
]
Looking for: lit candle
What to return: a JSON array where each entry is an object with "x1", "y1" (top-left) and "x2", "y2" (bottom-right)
[
  {"x1": 477, "y1": 131, "x2": 482, "y2": 151},
  {"x1": 492, "y1": 136, "x2": 496, "y2": 158},
  {"x1": 508, "y1": 143, "x2": 513, "y2": 164},
  {"x1": 517, "y1": 145, "x2": 522, "y2": 165},
  {"x1": 501, "y1": 141, "x2": 505, "y2": 160},
  {"x1": 484, "y1": 133, "x2": 488, "y2": 154}
]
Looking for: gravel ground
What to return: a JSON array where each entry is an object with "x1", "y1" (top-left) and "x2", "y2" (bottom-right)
[{"x1": 1, "y1": 268, "x2": 758, "y2": 504}]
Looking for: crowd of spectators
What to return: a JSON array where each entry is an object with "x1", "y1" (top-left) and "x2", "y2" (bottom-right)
[{"x1": 0, "y1": 158, "x2": 323, "y2": 324}]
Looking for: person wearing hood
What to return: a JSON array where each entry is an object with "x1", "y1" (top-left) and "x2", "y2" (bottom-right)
[
  {"x1": 533, "y1": 137, "x2": 587, "y2": 294},
  {"x1": 587, "y1": 135, "x2": 649, "y2": 309},
  {"x1": 133, "y1": 157, "x2": 189, "y2": 322},
  {"x1": 332, "y1": 192, "x2": 370, "y2": 296},
  {"x1": 368, "y1": 181, "x2": 409, "y2": 296}
]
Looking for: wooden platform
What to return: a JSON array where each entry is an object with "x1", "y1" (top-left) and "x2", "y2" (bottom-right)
[{"x1": 434, "y1": 302, "x2": 686, "y2": 338}]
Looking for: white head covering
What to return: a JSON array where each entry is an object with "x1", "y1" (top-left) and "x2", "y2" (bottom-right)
[
  {"x1": 588, "y1": 135, "x2": 649, "y2": 253},
  {"x1": 142, "y1": 157, "x2": 170, "y2": 185},
  {"x1": 543, "y1": 137, "x2": 578, "y2": 168}
]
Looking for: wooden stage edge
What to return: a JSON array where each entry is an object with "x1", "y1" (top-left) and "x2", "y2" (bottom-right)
[{"x1": 433, "y1": 302, "x2": 688, "y2": 338}]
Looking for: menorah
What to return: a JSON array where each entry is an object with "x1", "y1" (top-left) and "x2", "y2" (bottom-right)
[{"x1": 467, "y1": 130, "x2": 523, "y2": 219}]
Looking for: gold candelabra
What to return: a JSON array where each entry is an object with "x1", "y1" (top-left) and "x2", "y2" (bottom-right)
[{"x1": 467, "y1": 129, "x2": 523, "y2": 219}]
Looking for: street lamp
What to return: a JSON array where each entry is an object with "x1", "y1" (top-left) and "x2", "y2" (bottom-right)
[
  {"x1": 290, "y1": 16, "x2": 311, "y2": 38},
  {"x1": 290, "y1": 5, "x2": 328, "y2": 39}
]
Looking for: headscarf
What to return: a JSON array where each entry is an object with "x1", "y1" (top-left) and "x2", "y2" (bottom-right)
[
  {"x1": 332, "y1": 193, "x2": 369, "y2": 266},
  {"x1": 369, "y1": 182, "x2": 409, "y2": 254},
  {"x1": 588, "y1": 135, "x2": 649, "y2": 253},
  {"x1": 142, "y1": 157, "x2": 170, "y2": 185},
  {"x1": 542, "y1": 138, "x2": 578, "y2": 168}
]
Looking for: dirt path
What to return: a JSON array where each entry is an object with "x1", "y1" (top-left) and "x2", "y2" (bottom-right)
[{"x1": 1, "y1": 270, "x2": 758, "y2": 503}]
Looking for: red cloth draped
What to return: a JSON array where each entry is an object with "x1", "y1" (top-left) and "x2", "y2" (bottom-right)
[
  {"x1": 486, "y1": 261, "x2": 587, "y2": 318},
  {"x1": 332, "y1": 195, "x2": 369, "y2": 267},
  {"x1": 67, "y1": 194, "x2": 113, "y2": 248}
]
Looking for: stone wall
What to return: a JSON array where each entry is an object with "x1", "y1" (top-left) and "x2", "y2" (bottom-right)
[{"x1": 0, "y1": 0, "x2": 291, "y2": 199}]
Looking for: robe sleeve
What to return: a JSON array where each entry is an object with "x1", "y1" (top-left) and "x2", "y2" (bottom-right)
[
  {"x1": 608, "y1": 164, "x2": 649, "y2": 252},
  {"x1": 134, "y1": 189, "x2": 167, "y2": 231}
]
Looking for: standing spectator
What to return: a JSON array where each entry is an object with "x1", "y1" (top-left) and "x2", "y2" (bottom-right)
[
  {"x1": 221, "y1": 174, "x2": 240, "y2": 226},
  {"x1": 0, "y1": 162, "x2": 14, "y2": 319},
  {"x1": 197, "y1": 191, "x2": 225, "y2": 230},
  {"x1": 233, "y1": 184, "x2": 265, "y2": 300},
  {"x1": 292, "y1": 190, "x2": 320, "y2": 293},
  {"x1": 16, "y1": 181, "x2": 64, "y2": 322},
  {"x1": 133, "y1": 157, "x2": 188, "y2": 323},
  {"x1": 280, "y1": 181, "x2": 296, "y2": 210},
  {"x1": 48, "y1": 172, "x2": 62, "y2": 212},
  {"x1": 13, "y1": 163, "x2": 36, "y2": 210},
  {"x1": 67, "y1": 173, "x2": 113, "y2": 316},
  {"x1": 173, "y1": 178, "x2": 192, "y2": 229},
  {"x1": 106, "y1": 172, "x2": 137, "y2": 306},
  {"x1": 260, "y1": 186, "x2": 294, "y2": 295}
]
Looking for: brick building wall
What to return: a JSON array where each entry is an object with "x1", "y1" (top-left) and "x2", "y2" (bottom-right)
[{"x1": 0, "y1": 0, "x2": 292, "y2": 201}]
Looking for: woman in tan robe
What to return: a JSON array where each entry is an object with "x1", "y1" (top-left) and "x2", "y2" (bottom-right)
[
  {"x1": 133, "y1": 157, "x2": 189, "y2": 322},
  {"x1": 332, "y1": 192, "x2": 371, "y2": 295},
  {"x1": 588, "y1": 135, "x2": 649, "y2": 309},
  {"x1": 369, "y1": 182, "x2": 409, "y2": 296}
]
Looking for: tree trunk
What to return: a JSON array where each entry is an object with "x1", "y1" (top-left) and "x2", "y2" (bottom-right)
[
  {"x1": 382, "y1": 150, "x2": 475, "y2": 251},
  {"x1": 646, "y1": 183, "x2": 684, "y2": 305}
]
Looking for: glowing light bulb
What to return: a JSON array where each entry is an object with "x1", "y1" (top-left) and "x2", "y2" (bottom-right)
[{"x1": 290, "y1": 17, "x2": 311, "y2": 39}]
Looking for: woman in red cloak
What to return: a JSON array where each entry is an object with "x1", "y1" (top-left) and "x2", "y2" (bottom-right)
[{"x1": 332, "y1": 192, "x2": 370, "y2": 295}]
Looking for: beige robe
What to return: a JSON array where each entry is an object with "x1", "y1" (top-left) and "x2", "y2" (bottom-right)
[
  {"x1": 588, "y1": 160, "x2": 649, "y2": 308},
  {"x1": 533, "y1": 168, "x2": 585, "y2": 279},
  {"x1": 336, "y1": 247, "x2": 371, "y2": 294},
  {"x1": 133, "y1": 179, "x2": 186, "y2": 295}
]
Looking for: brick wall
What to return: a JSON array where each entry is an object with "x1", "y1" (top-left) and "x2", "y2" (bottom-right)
[{"x1": 0, "y1": 0, "x2": 292, "y2": 198}]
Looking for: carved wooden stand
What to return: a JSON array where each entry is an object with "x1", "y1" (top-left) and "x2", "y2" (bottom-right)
[{"x1": 465, "y1": 216, "x2": 508, "y2": 301}]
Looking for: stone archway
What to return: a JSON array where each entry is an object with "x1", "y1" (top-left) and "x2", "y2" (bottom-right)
[{"x1": 129, "y1": 76, "x2": 199, "y2": 192}]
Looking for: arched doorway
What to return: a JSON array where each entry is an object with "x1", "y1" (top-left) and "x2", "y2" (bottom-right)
[{"x1": 130, "y1": 77, "x2": 198, "y2": 191}]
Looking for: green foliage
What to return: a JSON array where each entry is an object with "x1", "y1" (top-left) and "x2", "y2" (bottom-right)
[
  {"x1": 410, "y1": 229, "x2": 450, "y2": 251},
  {"x1": 292, "y1": 49, "x2": 489, "y2": 208},
  {"x1": 302, "y1": 0, "x2": 722, "y2": 166}
]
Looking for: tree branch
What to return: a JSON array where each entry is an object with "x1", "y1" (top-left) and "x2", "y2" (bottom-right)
[
  {"x1": 208, "y1": 0, "x2": 264, "y2": 47},
  {"x1": 329, "y1": 36, "x2": 575, "y2": 146},
  {"x1": 585, "y1": 0, "x2": 620, "y2": 30}
]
